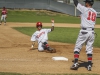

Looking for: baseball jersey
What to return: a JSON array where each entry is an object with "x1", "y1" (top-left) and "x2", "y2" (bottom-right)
[
  {"x1": 1, "y1": 9, "x2": 7, "y2": 15},
  {"x1": 31, "y1": 29, "x2": 51, "y2": 43},
  {"x1": 77, "y1": 3, "x2": 97, "y2": 28}
]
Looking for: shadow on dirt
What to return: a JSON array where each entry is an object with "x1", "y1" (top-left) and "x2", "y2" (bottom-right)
[{"x1": 72, "y1": 60, "x2": 93, "y2": 70}]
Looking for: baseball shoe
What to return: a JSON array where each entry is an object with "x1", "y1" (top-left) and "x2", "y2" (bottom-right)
[
  {"x1": 46, "y1": 47, "x2": 56, "y2": 53},
  {"x1": 48, "y1": 47, "x2": 54, "y2": 51},
  {"x1": 87, "y1": 65, "x2": 92, "y2": 71},
  {"x1": 70, "y1": 63, "x2": 79, "y2": 70}
]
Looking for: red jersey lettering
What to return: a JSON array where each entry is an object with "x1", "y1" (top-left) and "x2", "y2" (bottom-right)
[
  {"x1": 36, "y1": 32, "x2": 45, "y2": 38},
  {"x1": 87, "y1": 11, "x2": 96, "y2": 21}
]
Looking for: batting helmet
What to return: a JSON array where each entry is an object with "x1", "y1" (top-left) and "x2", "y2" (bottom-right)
[
  {"x1": 84, "y1": 0, "x2": 94, "y2": 6},
  {"x1": 36, "y1": 22, "x2": 42, "y2": 28}
]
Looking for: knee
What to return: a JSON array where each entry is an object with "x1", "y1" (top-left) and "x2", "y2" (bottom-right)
[{"x1": 38, "y1": 47, "x2": 44, "y2": 52}]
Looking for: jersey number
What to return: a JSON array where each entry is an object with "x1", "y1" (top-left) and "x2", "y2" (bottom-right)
[{"x1": 87, "y1": 11, "x2": 96, "y2": 21}]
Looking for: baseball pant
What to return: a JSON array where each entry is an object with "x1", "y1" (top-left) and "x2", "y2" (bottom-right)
[
  {"x1": 1, "y1": 15, "x2": 6, "y2": 22},
  {"x1": 74, "y1": 30, "x2": 95, "y2": 54}
]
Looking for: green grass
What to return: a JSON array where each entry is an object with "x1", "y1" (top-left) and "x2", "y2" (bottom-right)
[
  {"x1": 0, "y1": 72, "x2": 23, "y2": 75},
  {"x1": 13, "y1": 27, "x2": 100, "y2": 48},
  {"x1": 0, "y1": 10, "x2": 100, "y2": 24},
  {"x1": 6, "y1": 10, "x2": 80, "y2": 23}
]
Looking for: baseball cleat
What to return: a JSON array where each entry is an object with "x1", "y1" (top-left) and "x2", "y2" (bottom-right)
[
  {"x1": 46, "y1": 47, "x2": 56, "y2": 53},
  {"x1": 70, "y1": 63, "x2": 79, "y2": 70},
  {"x1": 48, "y1": 47, "x2": 54, "y2": 51},
  {"x1": 87, "y1": 65, "x2": 92, "y2": 71}
]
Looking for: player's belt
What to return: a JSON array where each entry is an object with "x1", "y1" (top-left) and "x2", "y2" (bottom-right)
[{"x1": 82, "y1": 28, "x2": 94, "y2": 30}]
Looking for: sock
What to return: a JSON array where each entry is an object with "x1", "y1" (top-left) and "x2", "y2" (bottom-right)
[
  {"x1": 43, "y1": 42, "x2": 49, "y2": 50},
  {"x1": 87, "y1": 54, "x2": 92, "y2": 66},
  {"x1": 74, "y1": 51, "x2": 79, "y2": 63}
]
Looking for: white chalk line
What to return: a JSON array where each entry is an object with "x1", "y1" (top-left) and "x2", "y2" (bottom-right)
[{"x1": 0, "y1": 58, "x2": 42, "y2": 62}]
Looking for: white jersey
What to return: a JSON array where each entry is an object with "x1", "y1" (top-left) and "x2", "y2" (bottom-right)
[
  {"x1": 31, "y1": 29, "x2": 51, "y2": 43},
  {"x1": 77, "y1": 3, "x2": 97, "y2": 28}
]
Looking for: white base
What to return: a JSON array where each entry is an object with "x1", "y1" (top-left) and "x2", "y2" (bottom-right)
[{"x1": 52, "y1": 56, "x2": 68, "y2": 61}]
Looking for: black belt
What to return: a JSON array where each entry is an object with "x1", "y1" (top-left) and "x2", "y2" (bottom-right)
[{"x1": 82, "y1": 28, "x2": 94, "y2": 30}]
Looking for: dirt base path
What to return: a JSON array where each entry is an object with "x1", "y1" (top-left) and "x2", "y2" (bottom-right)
[{"x1": 0, "y1": 22, "x2": 100, "y2": 74}]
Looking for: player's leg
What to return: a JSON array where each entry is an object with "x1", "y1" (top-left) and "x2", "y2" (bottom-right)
[
  {"x1": 38, "y1": 42, "x2": 44, "y2": 52},
  {"x1": 71, "y1": 31, "x2": 88, "y2": 70},
  {"x1": 4, "y1": 15, "x2": 6, "y2": 25},
  {"x1": 42, "y1": 42, "x2": 52, "y2": 52},
  {"x1": 70, "y1": 51, "x2": 79, "y2": 70},
  {"x1": 42, "y1": 42, "x2": 49, "y2": 50},
  {"x1": 38, "y1": 42, "x2": 56, "y2": 53},
  {"x1": 42, "y1": 42, "x2": 56, "y2": 53},
  {"x1": 87, "y1": 54, "x2": 92, "y2": 71},
  {"x1": 85, "y1": 32, "x2": 95, "y2": 71},
  {"x1": 0, "y1": 15, "x2": 3, "y2": 25}
]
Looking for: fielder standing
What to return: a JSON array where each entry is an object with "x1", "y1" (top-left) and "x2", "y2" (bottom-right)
[
  {"x1": 70, "y1": 0, "x2": 97, "y2": 71},
  {"x1": 0, "y1": 7, "x2": 7, "y2": 25},
  {"x1": 30, "y1": 19, "x2": 56, "y2": 53}
]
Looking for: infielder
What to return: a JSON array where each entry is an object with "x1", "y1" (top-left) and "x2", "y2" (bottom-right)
[
  {"x1": 0, "y1": 7, "x2": 7, "y2": 25},
  {"x1": 30, "y1": 19, "x2": 56, "y2": 53},
  {"x1": 70, "y1": 0, "x2": 97, "y2": 71}
]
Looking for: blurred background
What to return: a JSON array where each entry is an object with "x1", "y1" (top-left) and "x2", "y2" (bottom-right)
[{"x1": 0, "y1": 0, "x2": 100, "y2": 17}]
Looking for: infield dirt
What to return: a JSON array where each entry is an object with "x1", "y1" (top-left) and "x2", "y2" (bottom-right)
[{"x1": 0, "y1": 22, "x2": 100, "y2": 74}]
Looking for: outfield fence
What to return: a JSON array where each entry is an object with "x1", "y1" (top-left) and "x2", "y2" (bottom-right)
[{"x1": 0, "y1": 0, "x2": 100, "y2": 17}]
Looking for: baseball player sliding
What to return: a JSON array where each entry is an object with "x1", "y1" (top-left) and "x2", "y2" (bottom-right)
[
  {"x1": 30, "y1": 19, "x2": 56, "y2": 53},
  {"x1": 70, "y1": 0, "x2": 97, "y2": 71},
  {"x1": 0, "y1": 7, "x2": 7, "y2": 25}
]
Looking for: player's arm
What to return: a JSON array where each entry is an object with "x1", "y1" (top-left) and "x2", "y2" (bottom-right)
[
  {"x1": 30, "y1": 41, "x2": 35, "y2": 50},
  {"x1": 30, "y1": 33, "x2": 37, "y2": 50},
  {"x1": 73, "y1": 0, "x2": 78, "y2": 7},
  {"x1": 51, "y1": 19, "x2": 54, "y2": 31},
  {"x1": 6, "y1": 10, "x2": 8, "y2": 14},
  {"x1": 73, "y1": 0, "x2": 85, "y2": 13}
]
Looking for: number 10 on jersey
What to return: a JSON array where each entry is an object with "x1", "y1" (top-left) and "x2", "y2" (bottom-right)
[{"x1": 87, "y1": 11, "x2": 96, "y2": 21}]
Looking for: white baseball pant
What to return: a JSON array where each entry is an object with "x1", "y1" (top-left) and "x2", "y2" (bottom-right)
[{"x1": 74, "y1": 29, "x2": 95, "y2": 54}]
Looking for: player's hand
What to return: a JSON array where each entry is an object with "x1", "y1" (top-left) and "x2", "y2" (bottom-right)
[
  {"x1": 51, "y1": 19, "x2": 54, "y2": 23},
  {"x1": 30, "y1": 45, "x2": 34, "y2": 50}
]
